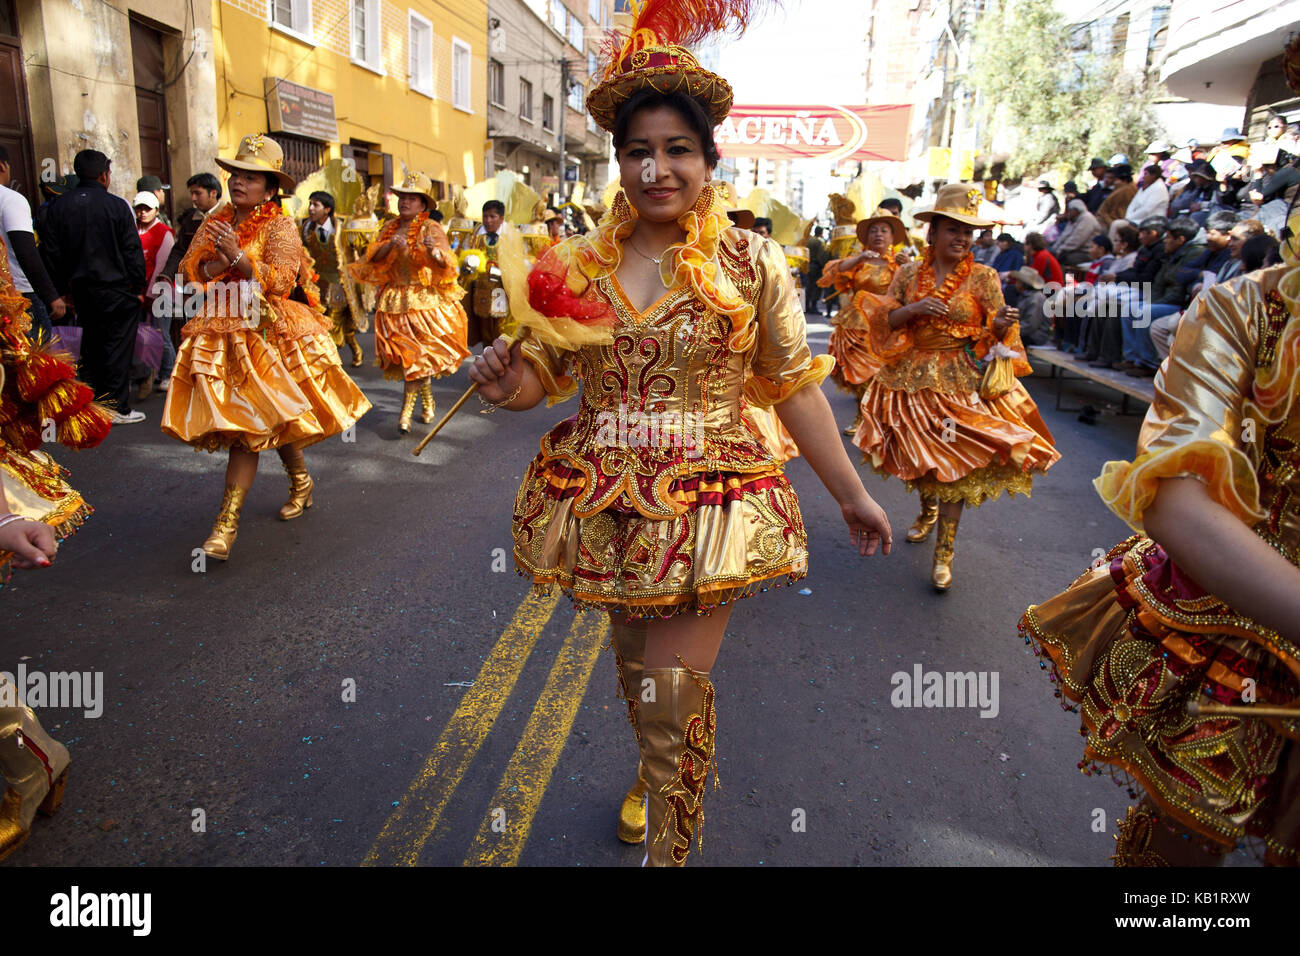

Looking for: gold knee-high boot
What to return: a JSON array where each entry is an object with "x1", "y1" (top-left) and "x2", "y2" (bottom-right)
[
  {"x1": 932, "y1": 513, "x2": 960, "y2": 591},
  {"x1": 640, "y1": 663, "x2": 718, "y2": 867},
  {"x1": 419, "y1": 381, "x2": 436, "y2": 424},
  {"x1": 201, "y1": 485, "x2": 247, "y2": 561},
  {"x1": 610, "y1": 617, "x2": 648, "y2": 844},
  {"x1": 277, "y1": 455, "x2": 314, "y2": 521},
  {"x1": 344, "y1": 327, "x2": 363, "y2": 367},
  {"x1": 398, "y1": 387, "x2": 418, "y2": 434},
  {"x1": 906, "y1": 493, "x2": 939, "y2": 542},
  {"x1": 0, "y1": 676, "x2": 71, "y2": 862}
]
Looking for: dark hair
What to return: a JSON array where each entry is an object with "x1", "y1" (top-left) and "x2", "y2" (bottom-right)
[
  {"x1": 430, "y1": 209, "x2": 444, "y2": 222},
  {"x1": 1138, "y1": 216, "x2": 1167, "y2": 234},
  {"x1": 482, "y1": 199, "x2": 505, "y2": 216},
  {"x1": 187, "y1": 172, "x2": 221, "y2": 198},
  {"x1": 1088, "y1": 233, "x2": 1112, "y2": 253},
  {"x1": 752, "y1": 217, "x2": 773, "y2": 232},
  {"x1": 1205, "y1": 210, "x2": 1238, "y2": 233},
  {"x1": 813, "y1": 226, "x2": 823, "y2": 237},
  {"x1": 1115, "y1": 224, "x2": 1140, "y2": 250},
  {"x1": 309, "y1": 190, "x2": 335, "y2": 212},
  {"x1": 878, "y1": 198, "x2": 903, "y2": 215},
  {"x1": 1240, "y1": 234, "x2": 1279, "y2": 272},
  {"x1": 0, "y1": 145, "x2": 9, "y2": 166},
  {"x1": 1166, "y1": 216, "x2": 1198, "y2": 241},
  {"x1": 73, "y1": 149, "x2": 111, "y2": 180},
  {"x1": 1142, "y1": 163, "x2": 1163, "y2": 180},
  {"x1": 1110, "y1": 164, "x2": 1133, "y2": 181},
  {"x1": 996, "y1": 232, "x2": 1015, "y2": 243},
  {"x1": 1024, "y1": 231, "x2": 1046, "y2": 251},
  {"x1": 611, "y1": 90, "x2": 721, "y2": 167}
]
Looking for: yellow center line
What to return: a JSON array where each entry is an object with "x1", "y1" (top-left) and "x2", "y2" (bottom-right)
[
  {"x1": 461, "y1": 607, "x2": 610, "y2": 867},
  {"x1": 362, "y1": 589, "x2": 560, "y2": 867}
]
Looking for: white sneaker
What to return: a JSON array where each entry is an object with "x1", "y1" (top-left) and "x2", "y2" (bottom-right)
[
  {"x1": 155, "y1": 378, "x2": 170, "y2": 392},
  {"x1": 111, "y1": 410, "x2": 146, "y2": 425}
]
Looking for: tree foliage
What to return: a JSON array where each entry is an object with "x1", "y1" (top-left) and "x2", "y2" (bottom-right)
[{"x1": 968, "y1": 0, "x2": 1164, "y2": 179}]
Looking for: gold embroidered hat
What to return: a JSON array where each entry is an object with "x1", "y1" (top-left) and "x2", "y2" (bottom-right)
[
  {"x1": 912, "y1": 182, "x2": 995, "y2": 228},
  {"x1": 586, "y1": 0, "x2": 775, "y2": 133},
  {"x1": 391, "y1": 171, "x2": 437, "y2": 206},
  {"x1": 215, "y1": 134, "x2": 295, "y2": 193}
]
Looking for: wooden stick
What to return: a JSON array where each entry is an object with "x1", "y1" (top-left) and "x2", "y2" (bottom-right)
[
  {"x1": 412, "y1": 380, "x2": 478, "y2": 456},
  {"x1": 1187, "y1": 701, "x2": 1300, "y2": 720}
]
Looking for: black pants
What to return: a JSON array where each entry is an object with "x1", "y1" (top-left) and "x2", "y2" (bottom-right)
[{"x1": 76, "y1": 291, "x2": 140, "y2": 414}]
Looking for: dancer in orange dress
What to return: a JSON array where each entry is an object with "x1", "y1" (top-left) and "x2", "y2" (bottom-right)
[
  {"x1": 819, "y1": 211, "x2": 907, "y2": 435},
  {"x1": 162, "y1": 134, "x2": 371, "y2": 560},
  {"x1": 854, "y1": 183, "x2": 1060, "y2": 590},
  {"x1": 350, "y1": 172, "x2": 468, "y2": 433}
]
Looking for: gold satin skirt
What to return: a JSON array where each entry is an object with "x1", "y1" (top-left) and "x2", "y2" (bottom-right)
[
  {"x1": 512, "y1": 455, "x2": 810, "y2": 619},
  {"x1": 854, "y1": 349, "x2": 1059, "y2": 506},
  {"x1": 163, "y1": 313, "x2": 371, "y2": 453},
  {"x1": 374, "y1": 300, "x2": 470, "y2": 381},
  {"x1": 1020, "y1": 535, "x2": 1300, "y2": 863},
  {"x1": 828, "y1": 326, "x2": 880, "y2": 389}
]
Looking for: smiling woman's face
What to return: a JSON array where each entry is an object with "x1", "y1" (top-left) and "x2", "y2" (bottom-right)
[{"x1": 617, "y1": 104, "x2": 713, "y2": 225}]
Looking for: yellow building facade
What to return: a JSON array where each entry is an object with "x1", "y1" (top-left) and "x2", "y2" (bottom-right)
[{"x1": 213, "y1": 0, "x2": 488, "y2": 197}]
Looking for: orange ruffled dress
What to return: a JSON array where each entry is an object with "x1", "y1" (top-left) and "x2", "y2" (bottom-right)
[
  {"x1": 853, "y1": 253, "x2": 1059, "y2": 504},
  {"x1": 1020, "y1": 264, "x2": 1300, "y2": 862},
  {"x1": 819, "y1": 255, "x2": 897, "y2": 390},
  {"x1": 513, "y1": 186, "x2": 834, "y2": 619},
  {"x1": 162, "y1": 203, "x2": 371, "y2": 452},
  {"x1": 350, "y1": 214, "x2": 469, "y2": 381}
]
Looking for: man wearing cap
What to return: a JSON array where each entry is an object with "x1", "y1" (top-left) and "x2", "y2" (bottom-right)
[
  {"x1": 37, "y1": 149, "x2": 147, "y2": 423},
  {"x1": 0, "y1": 144, "x2": 66, "y2": 344},
  {"x1": 136, "y1": 174, "x2": 170, "y2": 227},
  {"x1": 1123, "y1": 164, "x2": 1170, "y2": 227},
  {"x1": 1031, "y1": 180, "x2": 1059, "y2": 231},
  {"x1": 1083, "y1": 157, "x2": 1111, "y2": 213},
  {"x1": 1050, "y1": 199, "x2": 1102, "y2": 267},
  {"x1": 1096, "y1": 164, "x2": 1137, "y2": 231}
]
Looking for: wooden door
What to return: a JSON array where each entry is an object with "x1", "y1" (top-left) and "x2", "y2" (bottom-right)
[
  {"x1": 0, "y1": 0, "x2": 37, "y2": 208},
  {"x1": 130, "y1": 18, "x2": 171, "y2": 220}
]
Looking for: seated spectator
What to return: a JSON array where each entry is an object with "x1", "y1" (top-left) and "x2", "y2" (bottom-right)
[
  {"x1": 1082, "y1": 233, "x2": 1115, "y2": 284},
  {"x1": 1123, "y1": 163, "x2": 1170, "y2": 228},
  {"x1": 992, "y1": 231, "x2": 1025, "y2": 301},
  {"x1": 1082, "y1": 217, "x2": 1166, "y2": 368},
  {"x1": 1213, "y1": 218, "x2": 1264, "y2": 284},
  {"x1": 1083, "y1": 158, "x2": 1111, "y2": 213},
  {"x1": 1167, "y1": 161, "x2": 1216, "y2": 223},
  {"x1": 1182, "y1": 210, "x2": 1238, "y2": 297},
  {"x1": 1007, "y1": 266, "x2": 1051, "y2": 346},
  {"x1": 1122, "y1": 217, "x2": 1204, "y2": 377},
  {"x1": 1024, "y1": 232, "x2": 1063, "y2": 287},
  {"x1": 1239, "y1": 233, "x2": 1281, "y2": 272},
  {"x1": 1062, "y1": 180, "x2": 1081, "y2": 207},
  {"x1": 1052, "y1": 199, "x2": 1103, "y2": 266},
  {"x1": 1241, "y1": 144, "x2": 1299, "y2": 235},
  {"x1": 1108, "y1": 224, "x2": 1140, "y2": 274},
  {"x1": 972, "y1": 228, "x2": 997, "y2": 265},
  {"x1": 1098, "y1": 164, "x2": 1137, "y2": 231}
]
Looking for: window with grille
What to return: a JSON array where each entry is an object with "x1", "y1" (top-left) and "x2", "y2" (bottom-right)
[
  {"x1": 409, "y1": 12, "x2": 433, "y2": 95},
  {"x1": 520, "y1": 79, "x2": 534, "y2": 121}
]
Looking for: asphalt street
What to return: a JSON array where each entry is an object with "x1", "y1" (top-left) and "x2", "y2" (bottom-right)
[{"x1": 1, "y1": 320, "x2": 1261, "y2": 867}]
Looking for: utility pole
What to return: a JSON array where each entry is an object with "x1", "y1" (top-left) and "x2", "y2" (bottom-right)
[{"x1": 558, "y1": 57, "x2": 569, "y2": 202}]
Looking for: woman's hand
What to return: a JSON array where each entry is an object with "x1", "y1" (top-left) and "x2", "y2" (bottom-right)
[
  {"x1": 841, "y1": 492, "x2": 892, "y2": 556},
  {"x1": 993, "y1": 304, "x2": 1018, "y2": 336},
  {"x1": 469, "y1": 336, "x2": 525, "y2": 403},
  {"x1": 392, "y1": 234, "x2": 408, "y2": 251},
  {"x1": 894, "y1": 297, "x2": 947, "y2": 328},
  {"x1": 423, "y1": 232, "x2": 437, "y2": 252},
  {"x1": 210, "y1": 221, "x2": 242, "y2": 262},
  {"x1": 0, "y1": 518, "x2": 57, "y2": 570}
]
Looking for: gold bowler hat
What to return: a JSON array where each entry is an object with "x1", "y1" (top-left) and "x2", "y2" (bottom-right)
[
  {"x1": 912, "y1": 183, "x2": 995, "y2": 228},
  {"x1": 586, "y1": 1, "x2": 773, "y2": 133},
  {"x1": 391, "y1": 171, "x2": 437, "y2": 206},
  {"x1": 215, "y1": 134, "x2": 295, "y2": 193},
  {"x1": 857, "y1": 213, "x2": 907, "y2": 247},
  {"x1": 713, "y1": 179, "x2": 755, "y2": 229}
]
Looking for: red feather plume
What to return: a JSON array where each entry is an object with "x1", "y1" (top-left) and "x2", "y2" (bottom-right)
[{"x1": 598, "y1": 0, "x2": 779, "y2": 73}]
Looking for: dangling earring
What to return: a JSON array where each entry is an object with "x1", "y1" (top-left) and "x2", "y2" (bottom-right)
[{"x1": 692, "y1": 182, "x2": 717, "y2": 221}]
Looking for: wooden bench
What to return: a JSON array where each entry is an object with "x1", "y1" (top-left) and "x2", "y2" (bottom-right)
[{"x1": 1027, "y1": 345, "x2": 1155, "y2": 415}]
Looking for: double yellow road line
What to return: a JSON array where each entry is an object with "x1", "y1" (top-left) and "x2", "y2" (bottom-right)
[{"x1": 363, "y1": 590, "x2": 610, "y2": 867}]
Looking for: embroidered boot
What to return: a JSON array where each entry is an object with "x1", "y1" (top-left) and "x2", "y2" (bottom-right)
[
  {"x1": 419, "y1": 381, "x2": 437, "y2": 424},
  {"x1": 931, "y1": 513, "x2": 960, "y2": 591},
  {"x1": 398, "y1": 387, "x2": 418, "y2": 434},
  {"x1": 201, "y1": 485, "x2": 247, "y2": 561},
  {"x1": 344, "y1": 327, "x2": 363, "y2": 367},
  {"x1": 610, "y1": 617, "x2": 648, "y2": 844},
  {"x1": 277, "y1": 456, "x2": 314, "y2": 521},
  {"x1": 640, "y1": 663, "x2": 718, "y2": 867},
  {"x1": 0, "y1": 678, "x2": 71, "y2": 862},
  {"x1": 906, "y1": 493, "x2": 940, "y2": 543},
  {"x1": 1112, "y1": 800, "x2": 1228, "y2": 867}
]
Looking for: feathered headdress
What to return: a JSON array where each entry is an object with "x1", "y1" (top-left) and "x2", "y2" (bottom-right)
[{"x1": 586, "y1": 0, "x2": 778, "y2": 132}]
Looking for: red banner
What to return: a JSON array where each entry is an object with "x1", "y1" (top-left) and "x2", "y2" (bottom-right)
[{"x1": 715, "y1": 104, "x2": 912, "y2": 162}]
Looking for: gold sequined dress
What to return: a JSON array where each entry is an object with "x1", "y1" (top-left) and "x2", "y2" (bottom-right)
[
  {"x1": 1020, "y1": 264, "x2": 1300, "y2": 863},
  {"x1": 820, "y1": 255, "x2": 896, "y2": 389},
  {"x1": 162, "y1": 203, "x2": 371, "y2": 451},
  {"x1": 513, "y1": 190, "x2": 833, "y2": 618},
  {"x1": 853, "y1": 253, "x2": 1060, "y2": 504}
]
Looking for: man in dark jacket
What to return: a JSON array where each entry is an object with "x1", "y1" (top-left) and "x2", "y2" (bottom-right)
[
  {"x1": 37, "y1": 149, "x2": 147, "y2": 423},
  {"x1": 1086, "y1": 217, "x2": 1167, "y2": 369},
  {"x1": 1121, "y1": 217, "x2": 1204, "y2": 377},
  {"x1": 1083, "y1": 158, "x2": 1110, "y2": 213}
]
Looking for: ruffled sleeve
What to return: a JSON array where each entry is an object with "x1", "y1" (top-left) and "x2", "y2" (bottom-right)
[
  {"x1": 349, "y1": 233, "x2": 396, "y2": 287},
  {"x1": 817, "y1": 258, "x2": 856, "y2": 293},
  {"x1": 743, "y1": 237, "x2": 834, "y2": 407},
  {"x1": 520, "y1": 337, "x2": 578, "y2": 406},
  {"x1": 413, "y1": 220, "x2": 458, "y2": 288},
  {"x1": 252, "y1": 216, "x2": 301, "y2": 297},
  {"x1": 864, "y1": 262, "x2": 913, "y2": 361},
  {"x1": 970, "y1": 264, "x2": 1033, "y2": 375},
  {"x1": 1094, "y1": 276, "x2": 1266, "y2": 530}
]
